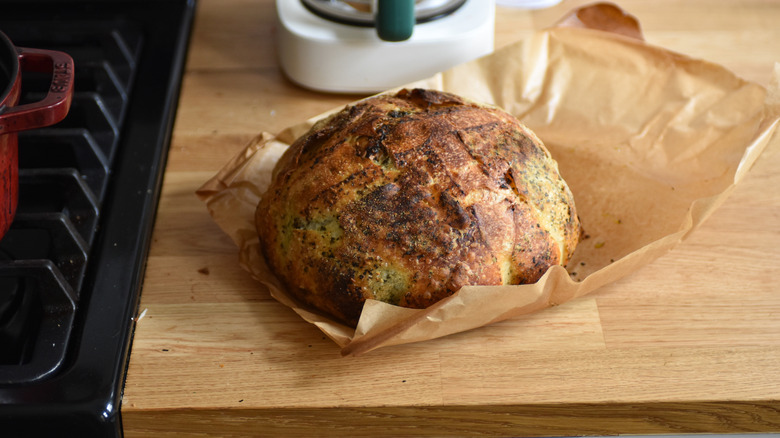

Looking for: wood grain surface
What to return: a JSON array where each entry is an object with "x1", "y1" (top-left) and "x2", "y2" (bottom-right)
[{"x1": 122, "y1": 0, "x2": 780, "y2": 436}]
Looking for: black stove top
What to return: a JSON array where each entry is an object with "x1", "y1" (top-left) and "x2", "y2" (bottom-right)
[{"x1": 0, "y1": 1, "x2": 196, "y2": 436}]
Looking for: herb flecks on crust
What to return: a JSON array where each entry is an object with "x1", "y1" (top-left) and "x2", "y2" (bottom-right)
[{"x1": 256, "y1": 89, "x2": 580, "y2": 327}]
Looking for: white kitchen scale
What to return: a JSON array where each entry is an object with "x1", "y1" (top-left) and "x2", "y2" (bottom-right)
[{"x1": 276, "y1": 0, "x2": 496, "y2": 93}]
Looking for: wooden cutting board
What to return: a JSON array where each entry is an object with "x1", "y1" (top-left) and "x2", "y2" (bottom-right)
[{"x1": 122, "y1": 0, "x2": 780, "y2": 436}]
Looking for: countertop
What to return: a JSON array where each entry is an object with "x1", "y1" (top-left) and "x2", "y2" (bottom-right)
[{"x1": 122, "y1": 0, "x2": 780, "y2": 436}]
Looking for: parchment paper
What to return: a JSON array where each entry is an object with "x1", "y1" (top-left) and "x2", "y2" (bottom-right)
[{"x1": 196, "y1": 4, "x2": 780, "y2": 356}]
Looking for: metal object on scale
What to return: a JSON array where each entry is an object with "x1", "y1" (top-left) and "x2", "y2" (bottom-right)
[
  {"x1": 301, "y1": 0, "x2": 468, "y2": 41},
  {"x1": 277, "y1": 0, "x2": 495, "y2": 93}
]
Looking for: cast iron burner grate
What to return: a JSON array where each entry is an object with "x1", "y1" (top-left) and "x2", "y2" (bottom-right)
[{"x1": 0, "y1": 1, "x2": 195, "y2": 436}]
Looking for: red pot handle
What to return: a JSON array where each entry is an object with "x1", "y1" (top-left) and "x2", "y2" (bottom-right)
[{"x1": 0, "y1": 47, "x2": 74, "y2": 134}]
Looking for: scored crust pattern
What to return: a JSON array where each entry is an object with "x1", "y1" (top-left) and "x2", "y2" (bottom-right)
[{"x1": 257, "y1": 89, "x2": 580, "y2": 326}]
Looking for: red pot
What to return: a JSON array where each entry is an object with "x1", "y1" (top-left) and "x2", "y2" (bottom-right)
[{"x1": 0, "y1": 31, "x2": 74, "y2": 239}]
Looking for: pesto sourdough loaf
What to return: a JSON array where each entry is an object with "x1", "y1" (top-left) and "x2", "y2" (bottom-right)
[{"x1": 256, "y1": 89, "x2": 580, "y2": 327}]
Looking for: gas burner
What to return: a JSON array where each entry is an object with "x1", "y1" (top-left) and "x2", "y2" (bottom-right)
[
  {"x1": 0, "y1": 1, "x2": 195, "y2": 436},
  {"x1": 0, "y1": 261, "x2": 75, "y2": 384},
  {"x1": 0, "y1": 274, "x2": 26, "y2": 363}
]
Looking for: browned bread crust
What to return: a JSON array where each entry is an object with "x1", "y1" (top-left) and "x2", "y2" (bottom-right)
[{"x1": 256, "y1": 89, "x2": 580, "y2": 326}]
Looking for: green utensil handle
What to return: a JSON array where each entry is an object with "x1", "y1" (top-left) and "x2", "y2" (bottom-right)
[{"x1": 376, "y1": 0, "x2": 415, "y2": 42}]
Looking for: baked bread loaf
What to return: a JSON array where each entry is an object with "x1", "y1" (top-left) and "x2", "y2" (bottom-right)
[{"x1": 256, "y1": 89, "x2": 580, "y2": 327}]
